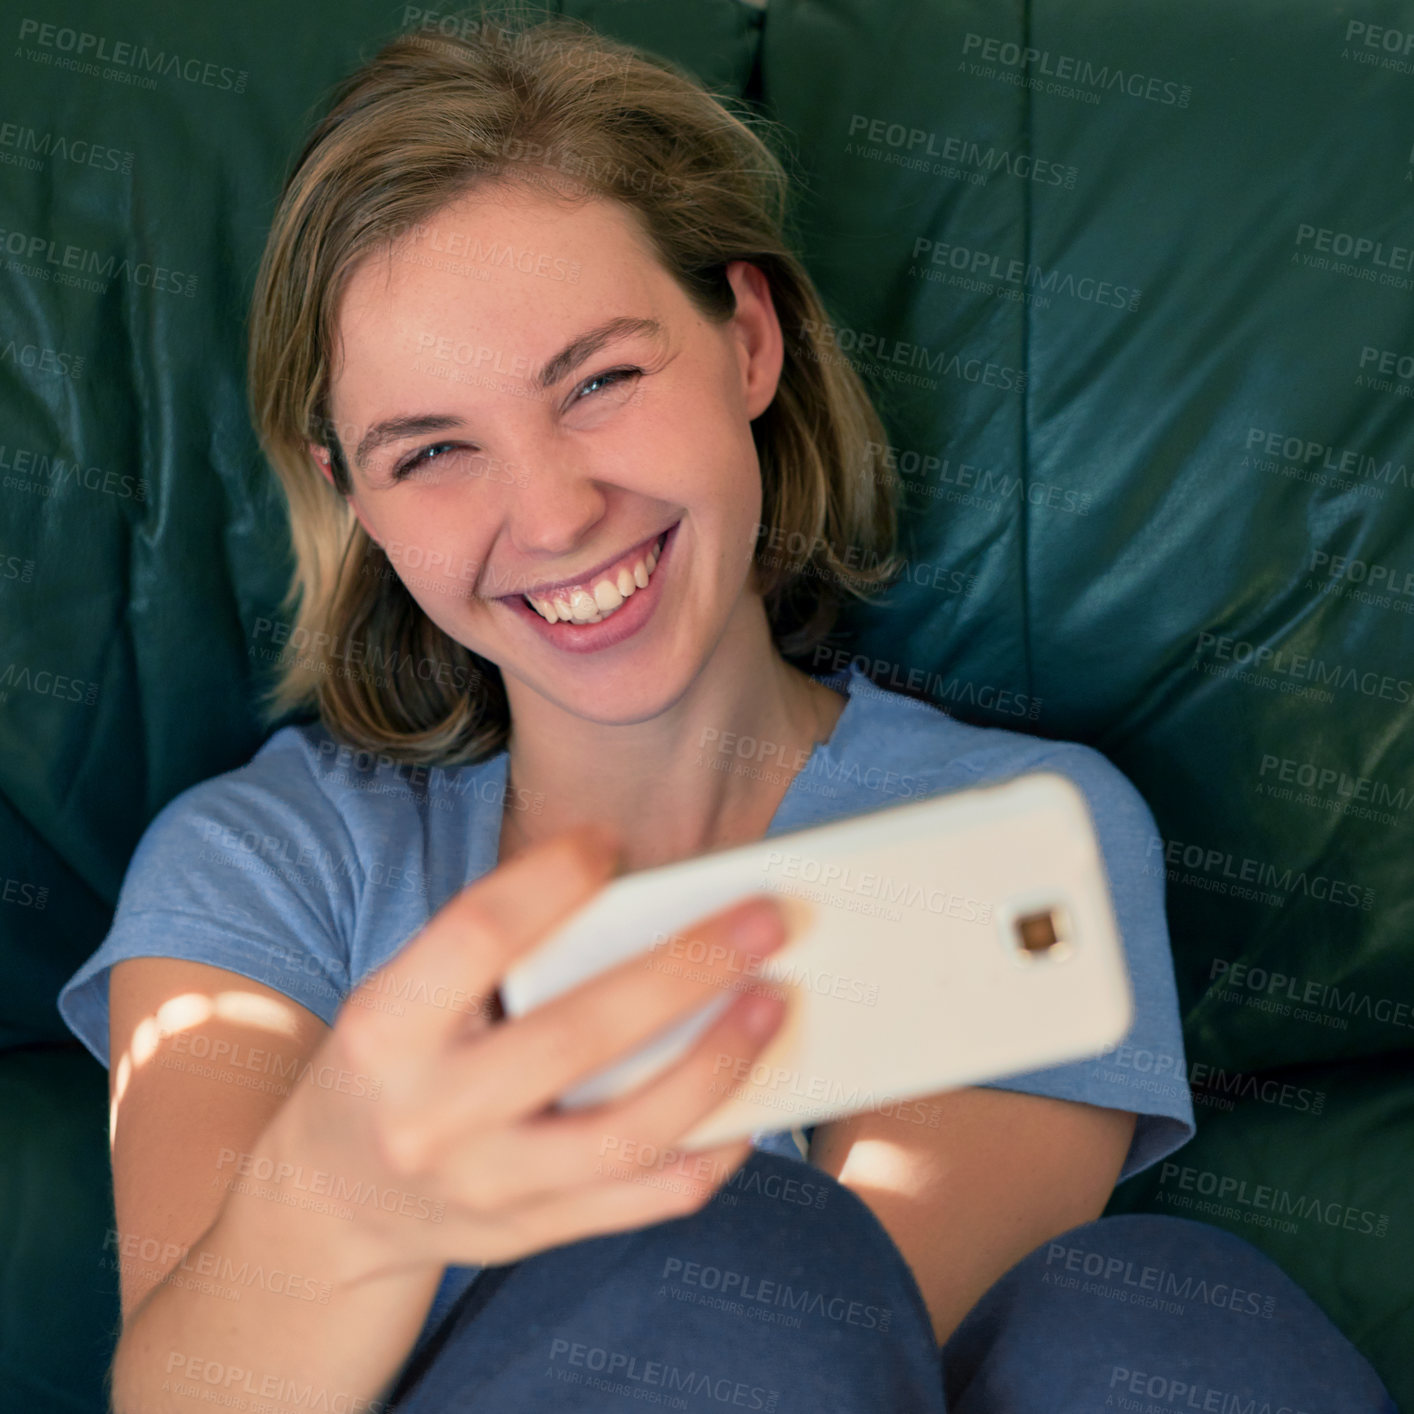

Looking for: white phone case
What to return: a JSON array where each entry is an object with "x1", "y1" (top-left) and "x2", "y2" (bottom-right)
[{"x1": 500, "y1": 770, "x2": 1134, "y2": 1149}]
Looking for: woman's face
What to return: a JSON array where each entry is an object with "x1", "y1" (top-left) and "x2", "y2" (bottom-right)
[{"x1": 315, "y1": 180, "x2": 784, "y2": 725}]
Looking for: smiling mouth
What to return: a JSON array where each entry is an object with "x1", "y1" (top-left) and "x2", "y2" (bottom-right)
[{"x1": 511, "y1": 529, "x2": 670, "y2": 626}]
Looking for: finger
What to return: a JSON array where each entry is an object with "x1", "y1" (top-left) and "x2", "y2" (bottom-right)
[
  {"x1": 468, "y1": 1137, "x2": 757, "y2": 1267},
  {"x1": 574, "y1": 983, "x2": 791, "y2": 1156},
  {"x1": 337, "y1": 823, "x2": 621, "y2": 1070},
  {"x1": 412, "y1": 893, "x2": 788, "y2": 1150},
  {"x1": 427, "y1": 982, "x2": 789, "y2": 1212}
]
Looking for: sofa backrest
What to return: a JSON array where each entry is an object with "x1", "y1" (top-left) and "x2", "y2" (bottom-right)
[{"x1": 6, "y1": 0, "x2": 1408, "y2": 1073}]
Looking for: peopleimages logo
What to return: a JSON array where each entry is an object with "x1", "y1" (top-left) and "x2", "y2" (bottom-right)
[
  {"x1": 1243, "y1": 426, "x2": 1412, "y2": 493},
  {"x1": 214, "y1": 1148, "x2": 446, "y2": 1223},
  {"x1": 910, "y1": 236, "x2": 1141, "y2": 311},
  {"x1": 105, "y1": 1228, "x2": 331, "y2": 1305},
  {"x1": 1210, "y1": 958, "x2": 1414, "y2": 1033},
  {"x1": 1108, "y1": 1366, "x2": 1305, "y2": 1414},
  {"x1": 1342, "y1": 19, "x2": 1414, "y2": 76},
  {"x1": 1257, "y1": 750, "x2": 1411, "y2": 814},
  {"x1": 0, "y1": 339, "x2": 85, "y2": 378},
  {"x1": 1308, "y1": 546, "x2": 1414, "y2": 600},
  {"x1": 845, "y1": 114, "x2": 1079, "y2": 188},
  {"x1": 810, "y1": 646, "x2": 1044, "y2": 721},
  {"x1": 1096, "y1": 1041, "x2": 1326, "y2": 1115},
  {"x1": 1357, "y1": 345, "x2": 1414, "y2": 396},
  {"x1": 659, "y1": 1257, "x2": 892, "y2": 1332},
  {"x1": 1292, "y1": 223, "x2": 1414, "y2": 291},
  {"x1": 546, "y1": 1339, "x2": 779, "y2": 1411},
  {"x1": 1146, "y1": 831, "x2": 1374, "y2": 910},
  {"x1": 1194, "y1": 629, "x2": 1412, "y2": 708},
  {"x1": 15, "y1": 18, "x2": 248, "y2": 92},
  {"x1": 1157, "y1": 1162, "x2": 1389, "y2": 1239},
  {"x1": 0, "y1": 225, "x2": 199, "y2": 297},
  {"x1": 0, "y1": 119, "x2": 133, "y2": 175},
  {"x1": 796, "y1": 317, "x2": 1027, "y2": 393},
  {"x1": 762, "y1": 849, "x2": 991, "y2": 922},
  {"x1": 162, "y1": 1354, "x2": 389, "y2": 1414},
  {"x1": 1044, "y1": 1241, "x2": 1277, "y2": 1317},
  {"x1": 960, "y1": 32, "x2": 1192, "y2": 106},
  {"x1": 1295, "y1": 222, "x2": 1414, "y2": 272}
]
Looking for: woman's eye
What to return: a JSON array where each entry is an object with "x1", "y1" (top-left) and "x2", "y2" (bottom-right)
[
  {"x1": 575, "y1": 366, "x2": 643, "y2": 402},
  {"x1": 389, "y1": 368, "x2": 643, "y2": 481},
  {"x1": 391, "y1": 442, "x2": 460, "y2": 482}
]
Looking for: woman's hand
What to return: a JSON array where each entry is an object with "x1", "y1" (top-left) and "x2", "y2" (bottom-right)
[{"x1": 258, "y1": 822, "x2": 789, "y2": 1286}]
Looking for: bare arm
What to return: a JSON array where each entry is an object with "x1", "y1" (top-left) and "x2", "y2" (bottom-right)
[
  {"x1": 808, "y1": 1087, "x2": 1137, "y2": 1344},
  {"x1": 104, "y1": 828, "x2": 795, "y2": 1414},
  {"x1": 106, "y1": 957, "x2": 441, "y2": 1414}
]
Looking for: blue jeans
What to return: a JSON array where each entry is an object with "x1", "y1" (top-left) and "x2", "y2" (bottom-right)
[{"x1": 384, "y1": 1151, "x2": 1396, "y2": 1412}]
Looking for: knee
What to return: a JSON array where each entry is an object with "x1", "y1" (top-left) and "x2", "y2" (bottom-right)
[
  {"x1": 943, "y1": 1214, "x2": 1397, "y2": 1414},
  {"x1": 639, "y1": 1151, "x2": 944, "y2": 1401},
  {"x1": 396, "y1": 1151, "x2": 948, "y2": 1412},
  {"x1": 673, "y1": 1150, "x2": 918, "y2": 1304},
  {"x1": 1030, "y1": 1212, "x2": 1300, "y2": 1303}
]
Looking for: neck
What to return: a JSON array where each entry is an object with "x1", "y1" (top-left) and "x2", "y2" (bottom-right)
[{"x1": 496, "y1": 600, "x2": 845, "y2": 873}]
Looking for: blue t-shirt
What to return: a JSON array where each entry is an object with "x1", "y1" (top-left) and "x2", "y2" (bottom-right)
[{"x1": 58, "y1": 659, "x2": 1194, "y2": 1355}]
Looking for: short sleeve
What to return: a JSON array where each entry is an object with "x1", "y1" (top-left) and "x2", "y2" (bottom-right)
[
  {"x1": 969, "y1": 742, "x2": 1196, "y2": 1182},
  {"x1": 56, "y1": 728, "x2": 360, "y2": 1070}
]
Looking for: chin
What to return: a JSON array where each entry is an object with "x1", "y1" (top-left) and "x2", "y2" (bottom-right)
[{"x1": 546, "y1": 668, "x2": 690, "y2": 726}]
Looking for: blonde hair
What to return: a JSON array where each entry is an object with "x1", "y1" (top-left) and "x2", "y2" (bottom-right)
[{"x1": 247, "y1": 5, "x2": 905, "y2": 765}]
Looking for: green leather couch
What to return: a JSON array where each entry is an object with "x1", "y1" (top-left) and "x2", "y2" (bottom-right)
[{"x1": 4, "y1": 1, "x2": 1411, "y2": 1408}]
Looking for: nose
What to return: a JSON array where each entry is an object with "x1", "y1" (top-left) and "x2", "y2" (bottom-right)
[{"x1": 487, "y1": 449, "x2": 611, "y2": 598}]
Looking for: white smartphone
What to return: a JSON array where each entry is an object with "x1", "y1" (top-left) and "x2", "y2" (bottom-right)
[{"x1": 500, "y1": 770, "x2": 1133, "y2": 1150}]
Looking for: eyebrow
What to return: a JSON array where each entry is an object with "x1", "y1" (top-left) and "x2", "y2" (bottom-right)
[{"x1": 351, "y1": 315, "x2": 665, "y2": 475}]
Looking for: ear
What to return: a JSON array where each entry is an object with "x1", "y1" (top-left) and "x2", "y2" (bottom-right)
[
  {"x1": 307, "y1": 441, "x2": 382, "y2": 547},
  {"x1": 724, "y1": 259, "x2": 785, "y2": 422},
  {"x1": 308, "y1": 441, "x2": 336, "y2": 489}
]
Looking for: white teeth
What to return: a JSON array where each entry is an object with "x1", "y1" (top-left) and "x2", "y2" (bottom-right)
[
  {"x1": 568, "y1": 587, "x2": 599, "y2": 618},
  {"x1": 525, "y1": 532, "x2": 666, "y2": 625}
]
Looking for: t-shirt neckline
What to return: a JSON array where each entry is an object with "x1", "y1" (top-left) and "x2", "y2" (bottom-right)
[{"x1": 481, "y1": 661, "x2": 861, "y2": 867}]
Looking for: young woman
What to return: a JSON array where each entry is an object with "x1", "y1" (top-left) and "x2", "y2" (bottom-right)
[{"x1": 58, "y1": 12, "x2": 1395, "y2": 1413}]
